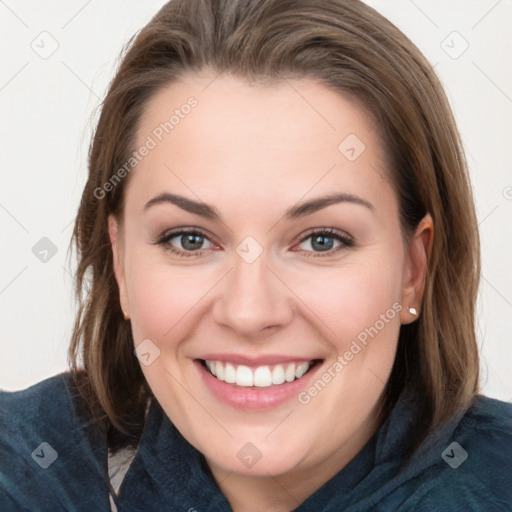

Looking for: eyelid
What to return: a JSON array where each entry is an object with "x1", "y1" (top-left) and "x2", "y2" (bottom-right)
[
  {"x1": 154, "y1": 226, "x2": 216, "y2": 245},
  {"x1": 295, "y1": 226, "x2": 354, "y2": 246}
]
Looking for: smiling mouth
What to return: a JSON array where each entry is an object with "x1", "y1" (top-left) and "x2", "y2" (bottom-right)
[{"x1": 199, "y1": 359, "x2": 322, "y2": 388}]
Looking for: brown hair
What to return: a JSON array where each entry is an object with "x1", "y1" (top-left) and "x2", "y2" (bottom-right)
[{"x1": 68, "y1": 0, "x2": 480, "y2": 451}]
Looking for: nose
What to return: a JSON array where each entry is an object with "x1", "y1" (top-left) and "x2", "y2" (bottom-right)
[{"x1": 210, "y1": 252, "x2": 294, "y2": 339}]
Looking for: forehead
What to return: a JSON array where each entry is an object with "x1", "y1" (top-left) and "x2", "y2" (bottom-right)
[{"x1": 127, "y1": 73, "x2": 393, "y2": 217}]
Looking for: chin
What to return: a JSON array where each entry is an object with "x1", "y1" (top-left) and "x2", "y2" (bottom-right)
[{"x1": 203, "y1": 441, "x2": 310, "y2": 478}]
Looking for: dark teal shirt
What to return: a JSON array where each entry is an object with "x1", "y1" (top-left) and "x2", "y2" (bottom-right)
[{"x1": 1, "y1": 372, "x2": 511, "y2": 511}]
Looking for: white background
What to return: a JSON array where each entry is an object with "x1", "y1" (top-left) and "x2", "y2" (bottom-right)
[{"x1": 1, "y1": 0, "x2": 511, "y2": 401}]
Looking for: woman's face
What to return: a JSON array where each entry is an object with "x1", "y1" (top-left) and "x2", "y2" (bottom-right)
[{"x1": 109, "y1": 73, "x2": 429, "y2": 480}]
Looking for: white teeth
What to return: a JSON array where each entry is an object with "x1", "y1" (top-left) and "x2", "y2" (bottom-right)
[
  {"x1": 295, "y1": 362, "x2": 309, "y2": 379},
  {"x1": 215, "y1": 361, "x2": 224, "y2": 381},
  {"x1": 271, "y1": 365, "x2": 285, "y2": 385},
  {"x1": 224, "y1": 363, "x2": 236, "y2": 383},
  {"x1": 253, "y1": 366, "x2": 272, "y2": 387},
  {"x1": 236, "y1": 365, "x2": 253, "y2": 387},
  {"x1": 204, "y1": 360, "x2": 314, "y2": 387},
  {"x1": 284, "y1": 364, "x2": 296, "y2": 382},
  {"x1": 207, "y1": 360, "x2": 216, "y2": 376}
]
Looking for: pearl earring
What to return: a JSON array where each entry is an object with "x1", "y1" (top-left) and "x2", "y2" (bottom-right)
[{"x1": 408, "y1": 307, "x2": 418, "y2": 316}]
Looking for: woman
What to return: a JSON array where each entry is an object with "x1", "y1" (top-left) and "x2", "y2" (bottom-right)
[{"x1": 1, "y1": 0, "x2": 511, "y2": 510}]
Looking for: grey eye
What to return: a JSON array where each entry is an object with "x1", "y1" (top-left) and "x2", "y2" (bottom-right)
[
  {"x1": 168, "y1": 233, "x2": 213, "y2": 252},
  {"x1": 298, "y1": 234, "x2": 341, "y2": 253}
]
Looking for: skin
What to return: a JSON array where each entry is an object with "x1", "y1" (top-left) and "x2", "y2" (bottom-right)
[{"x1": 108, "y1": 72, "x2": 432, "y2": 512}]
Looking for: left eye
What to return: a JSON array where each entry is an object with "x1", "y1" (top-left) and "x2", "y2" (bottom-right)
[
  {"x1": 298, "y1": 232, "x2": 346, "y2": 252},
  {"x1": 297, "y1": 228, "x2": 355, "y2": 257}
]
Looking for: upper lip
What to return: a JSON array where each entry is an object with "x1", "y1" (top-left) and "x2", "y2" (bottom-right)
[{"x1": 197, "y1": 353, "x2": 322, "y2": 366}]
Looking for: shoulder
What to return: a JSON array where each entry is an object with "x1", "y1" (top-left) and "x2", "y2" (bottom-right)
[
  {"x1": 0, "y1": 372, "x2": 111, "y2": 511},
  {"x1": 462, "y1": 393, "x2": 512, "y2": 425},
  {"x1": 0, "y1": 372, "x2": 74, "y2": 452},
  {"x1": 1, "y1": 371, "x2": 72, "y2": 420},
  {"x1": 454, "y1": 394, "x2": 512, "y2": 482},
  {"x1": 407, "y1": 395, "x2": 512, "y2": 512},
  {"x1": 467, "y1": 393, "x2": 512, "y2": 429}
]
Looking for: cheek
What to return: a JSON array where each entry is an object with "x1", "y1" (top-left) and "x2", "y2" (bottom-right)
[
  {"x1": 125, "y1": 257, "x2": 210, "y2": 344},
  {"x1": 289, "y1": 259, "x2": 403, "y2": 425},
  {"x1": 291, "y1": 256, "x2": 403, "y2": 348}
]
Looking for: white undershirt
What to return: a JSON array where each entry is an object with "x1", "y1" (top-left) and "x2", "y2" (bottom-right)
[
  {"x1": 107, "y1": 401, "x2": 150, "y2": 511},
  {"x1": 108, "y1": 445, "x2": 137, "y2": 511}
]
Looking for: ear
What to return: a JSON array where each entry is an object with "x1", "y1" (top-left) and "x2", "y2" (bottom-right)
[
  {"x1": 108, "y1": 214, "x2": 130, "y2": 320},
  {"x1": 400, "y1": 213, "x2": 433, "y2": 324}
]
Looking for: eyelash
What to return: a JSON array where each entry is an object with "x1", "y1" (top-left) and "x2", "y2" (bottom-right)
[{"x1": 153, "y1": 227, "x2": 354, "y2": 258}]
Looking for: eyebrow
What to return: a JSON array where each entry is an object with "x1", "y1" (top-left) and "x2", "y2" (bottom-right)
[
  {"x1": 283, "y1": 193, "x2": 374, "y2": 220},
  {"x1": 143, "y1": 192, "x2": 374, "y2": 221}
]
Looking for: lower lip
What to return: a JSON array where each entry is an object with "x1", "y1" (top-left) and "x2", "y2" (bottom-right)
[{"x1": 195, "y1": 359, "x2": 322, "y2": 410}]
